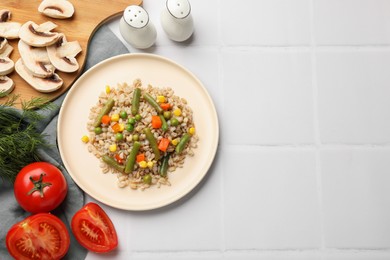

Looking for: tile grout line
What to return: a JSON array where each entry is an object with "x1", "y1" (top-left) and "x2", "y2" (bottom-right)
[
  {"x1": 309, "y1": 0, "x2": 326, "y2": 255},
  {"x1": 217, "y1": 0, "x2": 227, "y2": 255}
]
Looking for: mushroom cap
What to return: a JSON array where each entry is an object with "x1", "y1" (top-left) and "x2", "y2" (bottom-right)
[
  {"x1": 38, "y1": 0, "x2": 75, "y2": 19},
  {"x1": 47, "y1": 34, "x2": 81, "y2": 73},
  {"x1": 0, "y1": 22, "x2": 21, "y2": 39},
  {"x1": 0, "y1": 57, "x2": 14, "y2": 76},
  {"x1": 19, "y1": 21, "x2": 60, "y2": 47},
  {"x1": 18, "y1": 39, "x2": 55, "y2": 78},
  {"x1": 0, "y1": 75, "x2": 14, "y2": 94},
  {"x1": 15, "y1": 58, "x2": 63, "y2": 93}
]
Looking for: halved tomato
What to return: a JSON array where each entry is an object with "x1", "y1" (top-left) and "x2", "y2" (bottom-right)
[
  {"x1": 6, "y1": 213, "x2": 70, "y2": 260},
  {"x1": 71, "y1": 202, "x2": 118, "y2": 253}
]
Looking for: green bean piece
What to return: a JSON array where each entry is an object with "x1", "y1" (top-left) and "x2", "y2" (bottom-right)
[
  {"x1": 131, "y1": 88, "x2": 141, "y2": 116},
  {"x1": 93, "y1": 98, "x2": 115, "y2": 127},
  {"x1": 102, "y1": 155, "x2": 125, "y2": 172},
  {"x1": 159, "y1": 114, "x2": 168, "y2": 132},
  {"x1": 159, "y1": 153, "x2": 171, "y2": 177},
  {"x1": 175, "y1": 133, "x2": 191, "y2": 154},
  {"x1": 125, "y1": 141, "x2": 141, "y2": 174},
  {"x1": 144, "y1": 128, "x2": 161, "y2": 160},
  {"x1": 143, "y1": 93, "x2": 163, "y2": 114}
]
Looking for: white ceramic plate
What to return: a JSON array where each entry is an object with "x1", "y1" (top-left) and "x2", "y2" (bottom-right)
[{"x1": 58, "y1": 53, "x2": 219, "y2": 211}]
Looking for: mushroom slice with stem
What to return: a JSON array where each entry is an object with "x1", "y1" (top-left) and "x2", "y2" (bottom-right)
[
  {"x1": 19, "y1": 21, "x2": 60, "y2": 47},
  {"x1": 0, "y1": 75, "x2": 14, "y2": 94},
  {"x1": 0, "y1": 10, "x2": 21, "y2": 39},
  {"x1": 18, "y1": 40, "x2": 55, "y2": 78},
  {"x1": 0, "y1": 43, "x2": 14, "y2": 76},
  {"x1": 47, "y1": 34, "x2": 81, "y2": 73},
  {"x1": 38, "y1": 0, "x2": 75, "y2": 19},
  {"x1": 15, "y1": 58, "x2": 63, "y2": 93}
]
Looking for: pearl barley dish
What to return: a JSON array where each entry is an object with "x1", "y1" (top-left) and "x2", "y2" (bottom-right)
[{"x1": 84, "y1": 79, "x2": 198, "y2": 190}]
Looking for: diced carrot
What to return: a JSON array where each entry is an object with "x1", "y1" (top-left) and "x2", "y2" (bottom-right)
[
  {"x1": 136, "y1": 153, "x2": 145, "y2": 163},
  {"x1": 114, "y1": 154, "x2": 124, "y2": 164},
  {"x1": 101, "y1": 115, "x2": 111, "y2": 125},
  {"x1": 111, "y1": 123, "x2": 121, "y2": 133},
  {"x1": 158, "y1": 138, "x2": 170, "y2": 152},
  {"x1": 160, "y1": 103, "x2": 171, "y2": 111},
  {"x1": 151, "y1": 115, "x2": 162, "y2": 128}
]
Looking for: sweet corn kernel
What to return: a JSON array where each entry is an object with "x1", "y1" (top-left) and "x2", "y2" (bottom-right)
[
  {"x1": 173, "y1": 108, "x2": 181, "y2": 116},
  {"x1": 157, "y1": 95, "x2": 166, "y2": 103},
  {"x1": 118, "y1": 123, "x2": 125, "y2": 132},
  {"x1": 109, "y1": 144, "x2": 117, "y2": 152},
  {"x1": 139, "y1": 161, "x2": 147, "y2": 168},
  {"x1": 111, "y1": 114, "x2": 120, "y2": 122},
  {"x1": 81, "y1": 135, "x2": 89, "y2": 143},
  {"x1": 147, "y1": 161, "x2": 154, "y2": 169},
  {"x1": 189, "y1": 127, "x2": 196, "y2": 135},
  {"x1": 171, "y1": 138, "x2": 179, "y2": 146},
  {"x1": 105, "y1": 85, "x2": 111, "y2": 94}
]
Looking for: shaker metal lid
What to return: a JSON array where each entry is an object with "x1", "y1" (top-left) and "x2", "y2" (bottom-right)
[
  {"x1": 166, "y1": 0, "x2": 191, "y2": 19},
  {"x1": 123, "y1": 5, "x2": 149, "y2": 29}
]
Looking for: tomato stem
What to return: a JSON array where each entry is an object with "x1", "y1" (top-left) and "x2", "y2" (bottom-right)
[{"x1": 27, "y1": 173, "x2": 52, "y2": 198}]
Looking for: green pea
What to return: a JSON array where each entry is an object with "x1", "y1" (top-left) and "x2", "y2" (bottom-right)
[
  {"x1": 126, "y1": 123, "x2": 134, "y2": 132},
  {"x1": 143, "y1": 174, "x2": 152, "y2": 184},
  {"x1": 170, "y1": 117, "x2": 179, "y2": 126},
  {"x1": 135, "y1": 114, "x2": 142, "y2": 121},
  {"x1": 94, "y1": 127, "x2": 103, "y2": 135},
  {"x1": 128, "y1": 118, "x2": 136, "y2": 125},
  {"x1": 120, "y1": 111, "x2": 128, "y2": 119},
  {"x1": 115, "y1": 133, "x2": 124, "y2": 141},
  {"x1": 133, "y1": 134, "x2": 139, "y2": 141},
  {"x1": 163, "y1": 111, "x2": 171, "y2": 120}
]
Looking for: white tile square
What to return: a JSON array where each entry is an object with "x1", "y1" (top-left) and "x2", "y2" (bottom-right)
[
  {"x1": 223, "y1": 146, "x2": 321, "y2": 249},
  {"x1": 316, "y1": 51, "x2": 390, "y2": 144},
  {"x1": 225, "y1": 251, "x2": 322, "y2": 260},
  {"x1": 321, "y1": 148, "x2": 390, "y2": 248},
  {"x1": 314, "y1": 0, "x2": 390, "y2": 45},
  {"x1": 222, "y1": 50, "x2": 315, "y2": 145},
  {"x1": 221, "y1": 0, "x2": 311, "y2": 46}
]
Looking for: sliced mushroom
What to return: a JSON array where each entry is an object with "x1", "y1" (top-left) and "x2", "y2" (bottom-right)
[
  {"x1": 0, "y1": 75, "x2": 14, "y2": 94},
  {"x1": 15, "y1": 58, "x2": 63, "y2": 93},
  {"x1": 0, "y1": 43, "x2": 14, "y2": 76},
  {"x1": 47, "y1": 34, "x2": 81, "y2": 73},
  {"x1": 18, "y1": 40, "x2": 55, "y2": 78},
  {"x1": 0, "y1": 22, "x2": 21, "y2": 39},
  {"x1": 0, "y1": 10, "x2": 11, "y2": 22},
  {"x1": 0, "y1": 42, "x2": 13, "y2": 58},
  {"x1": 0, "y1": 37, "x2": 7, "y2": 53},
  {"x1": 38, "y1": 0, "x2": 75, "y2": 19},
  {"x1": 19, "y1": 21, "x2": 60, "y2": 47}
]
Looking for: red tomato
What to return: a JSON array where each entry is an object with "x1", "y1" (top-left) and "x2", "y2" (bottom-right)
[
  {"x1": 6, "y1": 213, "x2": 70, "y2": 260},
  {"x1": 71, "y1": 202, "x2": 118, "y2": 253},
  {"x1": 14, "y1": 162, "x2": 68, "y2": 213}
]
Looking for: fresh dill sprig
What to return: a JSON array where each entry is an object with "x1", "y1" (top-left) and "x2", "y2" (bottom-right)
[{"x1": 0, "y1": 95, "x2": 56, "y2": 182}]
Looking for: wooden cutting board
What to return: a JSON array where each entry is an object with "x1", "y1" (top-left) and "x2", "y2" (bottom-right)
[{"x1": 0, "y1": 0, "x2": 142, "y2": 107}]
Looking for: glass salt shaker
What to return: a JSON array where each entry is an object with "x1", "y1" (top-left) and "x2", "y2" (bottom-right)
[
  {"x1": 119, "y1": 5, "x2": 157, "y2": 49},
  {"x1": 161, "y1": 0, "x2": 194, "y2": 42}
]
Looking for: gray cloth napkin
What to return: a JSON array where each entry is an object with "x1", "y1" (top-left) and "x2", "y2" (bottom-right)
[{"x1": 0, "y1": 24, "x2": 129, "y2": 260}]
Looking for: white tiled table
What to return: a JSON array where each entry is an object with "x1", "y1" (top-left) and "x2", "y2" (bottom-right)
[{"x1": 86, "y1": 1, "x2": 390, "y2": 259}]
